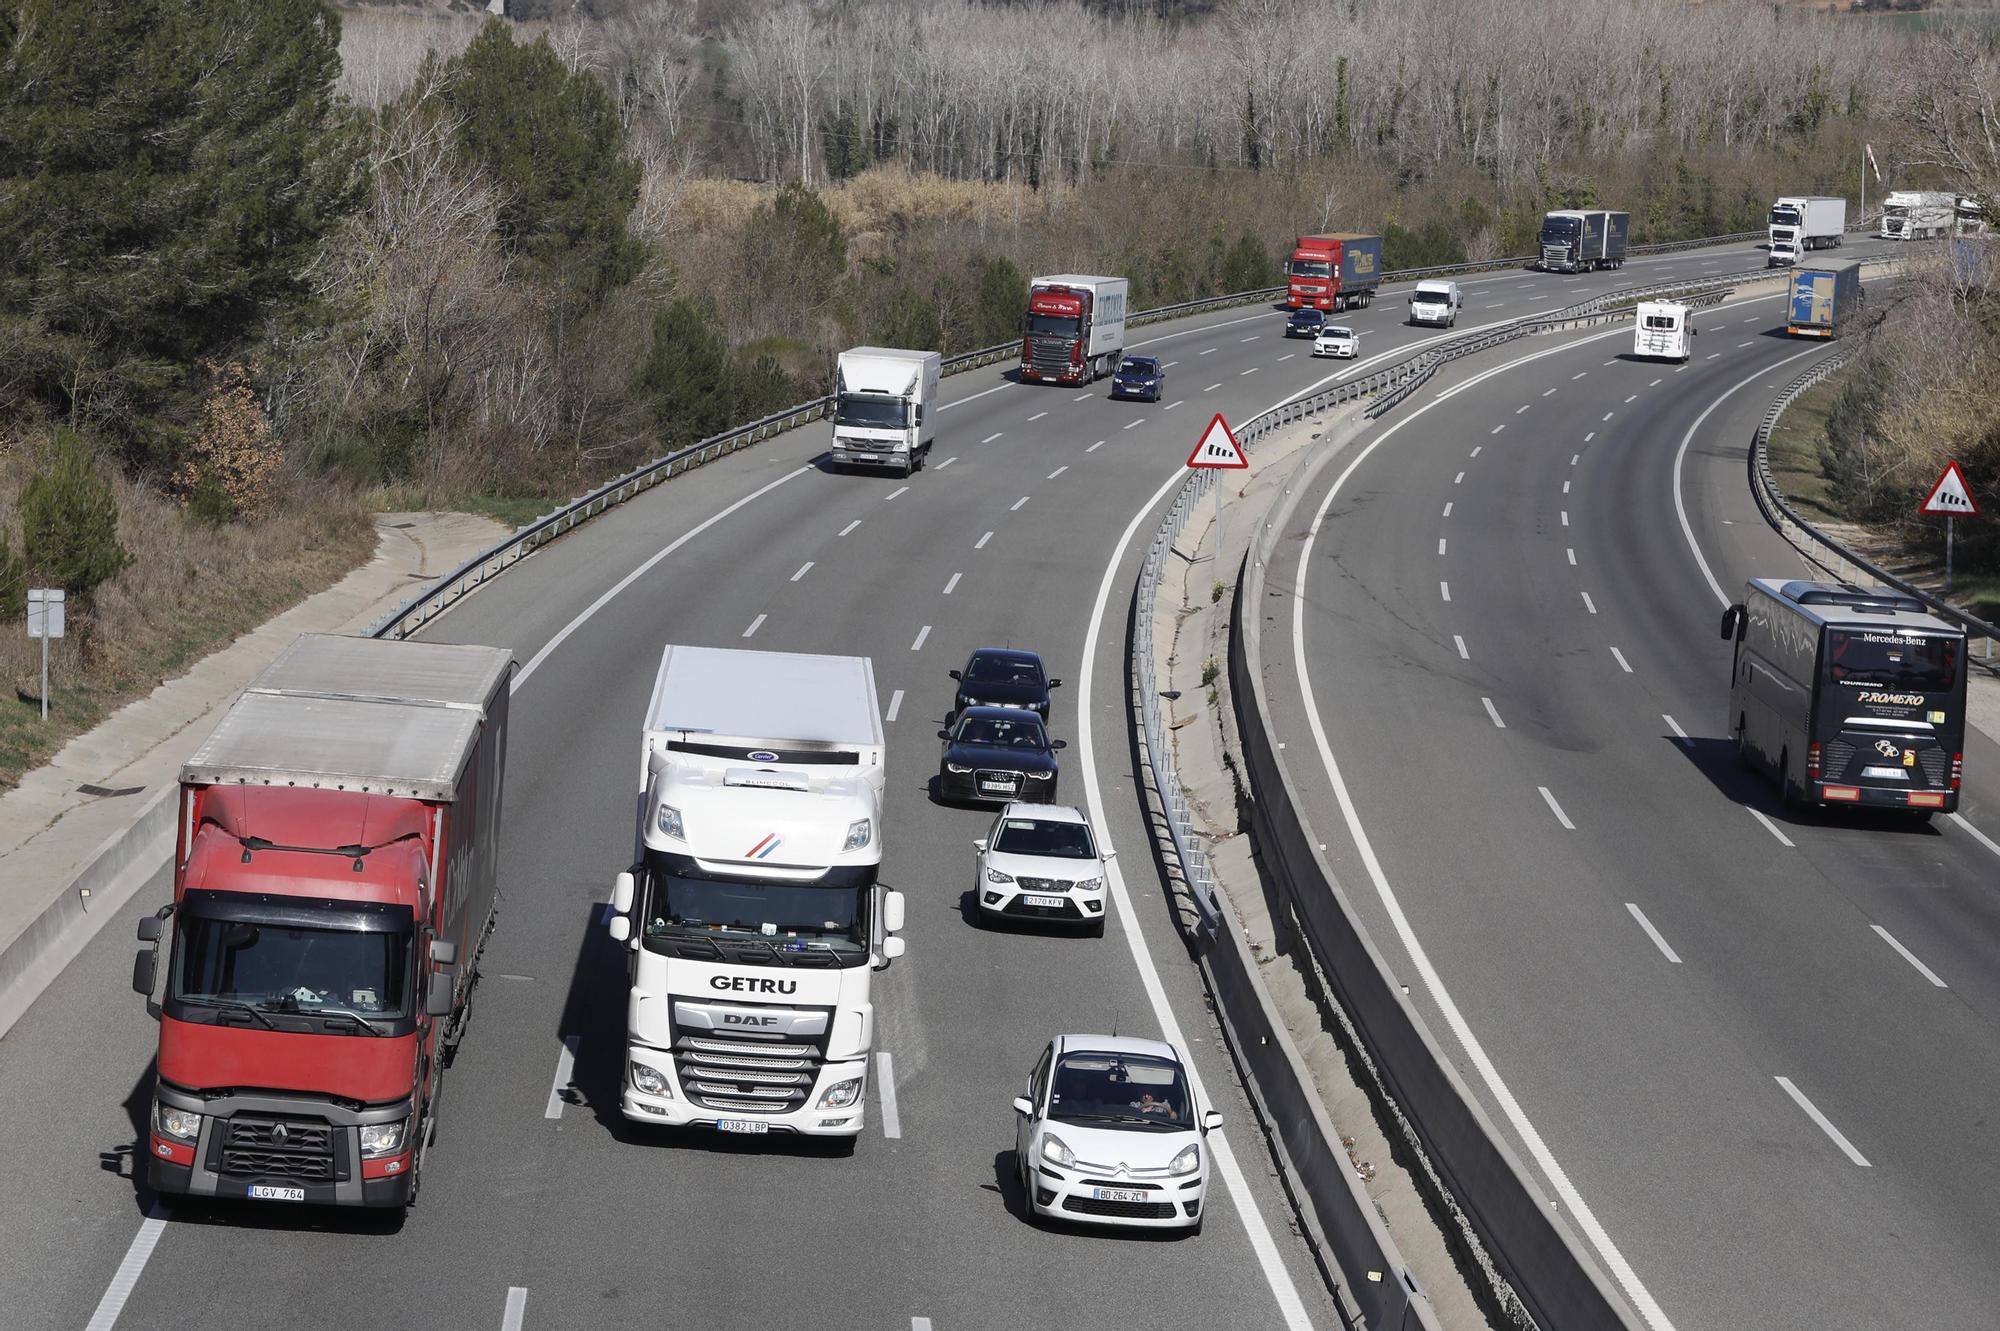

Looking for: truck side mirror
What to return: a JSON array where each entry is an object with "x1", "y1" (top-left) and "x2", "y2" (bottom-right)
[
  {"x1": 1720, "y1": 605, "x2": 1742, "y2": 641},
  {"x1": 426, "y1": 971, "x2": 456, "y2": 1019},
  {"x1": 881, "y1": 936, "x2": 906, "y2": 963},
  {"x1": 884, "y1": 889, "x2": 907, "y2": 934},
  {"x1": 429, "y1": 939, "x2": 458, "y2": 966},
  {"x1": 136, "y1": 914, "x2": 163, "y2": 943},
  {"x1": 612, "y1": 871, "x2": 635, "y2": 914},
  {"x1": 608, "y1": 915, "x2": 632, "y2": 943},
  {"x1": 131, "y1": 949, "x2": 157, "y2": 999}
]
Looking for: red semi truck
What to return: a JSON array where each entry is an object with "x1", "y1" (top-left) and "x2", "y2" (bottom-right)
[
  {"x1": 1285, "y1": 233, "x2": 1385, "y2": 311},
  {"x1": 1019, "y1": 274, "x2": 1129, "y2": 385},
  {"x1": 132, "y1": 633, "x2": 513, "y2": 1209}
]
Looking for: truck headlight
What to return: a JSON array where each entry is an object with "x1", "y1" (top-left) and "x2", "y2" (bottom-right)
[
  {"x1": 1170, "y1": 1143, "x2": 1201, "y2": 1176},
  {"x1": 817, "y1": 1078, "x2": 863, "y2": 1110},
  {"x1": 843, "y1": 819, "x2": 872, "y2": 852},
  {"x1": 630, "y1": 1061, "x2": 672, "y2": 1097},
  {"x1": 1041, "y1": 1134, "x2": 1075, "y2": 1168},
  {"x1": 946, "y1": 763, "x2": 973, "y2": 774},
  {"x1": 359, "y1": 1119, "x2": 408, "y2": 1159},
  {"x1": 986, "y1": 867, "x2": 1015, "y2": 885},
  {"x1": 153, "y1": 1101, "x2": 201, "y2": 1144},
  {"x1": 656, "y1": 804, "x2": 684, "y2": 839}
]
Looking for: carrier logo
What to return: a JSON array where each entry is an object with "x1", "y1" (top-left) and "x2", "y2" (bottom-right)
[
  {"x1": 745, "y1": 833, "x2": 782, "y2": 859},
  {"x1": 709, "y1": 976, "x2": 798, "y2": 995},
  {"x1": 748, "y1": 751, "x2": 779, "y2": 763},
  {"x1": 1858, "y1": 691, "x2": 1923, "y2": 707},
  {"x1": 1875, "y1": 739, "x2": 1901, "y2": 758}
]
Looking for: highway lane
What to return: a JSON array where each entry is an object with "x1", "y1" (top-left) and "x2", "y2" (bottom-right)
[
  {"x1": 0, "y1": 233, "x2": 1872, "y2": 1330},
  {"x1": 1262, "y1": 295, "x2": 2000, "y2": 1329}
]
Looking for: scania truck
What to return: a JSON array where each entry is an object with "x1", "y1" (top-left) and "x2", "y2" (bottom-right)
[
  {"x1": 831, "y1": 347, "x2": 941, "y2": 477},
  {"x1": 1285, "y1": 233, "x2": 1383, "y2": 311},
  {"x1": 609, "y1": 645, "x2": 906, "y2": 1140},
  {"x1": 133, "y1": 633, "x2": 513, "y2": 1208},
  {"x1": 1767, "y1": 196, "x2": 1847, "y2": 266},
  {"x1": 1538, "y1": 209, "x2": 1629, "y2": 272},
  {"x1": 1020, "y1": 275, "x2": 1128, "y2": 385}
]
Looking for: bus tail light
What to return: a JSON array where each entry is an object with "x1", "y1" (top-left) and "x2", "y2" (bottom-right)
[
  {"x1": 1806, "y1": 743, "x2": 1822, "y2": 781},
  {"x1": 1909, "y1": 792, "x2": 1946, "y2": 809},
  {"x1": 1951, "y1": 752, "x2": 1963, "y2": 790},
  {"x1": 1822, "y1": 786, "x2": 1860, "y2": 802}
]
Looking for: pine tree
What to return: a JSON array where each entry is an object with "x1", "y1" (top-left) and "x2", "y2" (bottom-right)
[
  {"x1": 634, "y1": 300, "x2": 735, "y2": 449},
  {"x1": 22, "y1": 429, "x2": 130, "y2": 608}
]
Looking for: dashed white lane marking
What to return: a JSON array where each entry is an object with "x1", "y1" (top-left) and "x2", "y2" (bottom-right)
[
  {"x1": 1165, "y1": 400, "x2": 1184, "y2": 410},
  {"x1": 1048, "y1": 466, "x2": 1068, "y2": 480},
  {"x1": 1737, "y1": 340, "x2": 1754, "y2": 348},
  {"x1": 1486, "y1": 303, "x2": 1507, "y2": 309},
  {"x1": 1516, "y1": 404, "x2": 1530, "y2": 414},
  {"x1": 791, "y1": 561, "x2": 813, "y2": 582},
  {"x1": 1624, "y1": 394, "x2": 1639, "y2": 404},
  {"x1": 742, "y1": 614, "x2": 766, "y2": 638},
  {"x1": 1074, "y1": 392, "x2": 1094, "y2": 401},
  {"x1": 1443, "y1": 502, "x2": 1454, "y2": 517},
  {"x1": 1649, "y1": 378, "x2": 1663, "y2": 387},
  {"x1": 1563, "y1": 481, "x2": 1571, "y2": 494},
  {"x1": 1011, "y1": 496, "x2": 1029, "y2": 511},
  {"x1": 1470, "y1": 446, "x2": 1483, "y2": 457},
  {"x1": 1663, "y1": 714, "x2": 1690, "y2": 745},
  {"x1": 1626, "y1": 904, "x2": 1683, "y2": 964},
  {"x1": 1747, "y1": 806, "x2": 1795, "y2": 847},
  {"x1": 1482, "y1": 697, "x2": 1506, "y2": 728},
  {"x1": 1543, "y1": 388, "x2": 1558, "y2": 397},
  {"x1": 1706, "y1": 353, "x2": 1721, "y2": 360},
  {"x1": 1028, "y1": 411, "x2": 1048, "y2": 422},
  {"x1": 1582, "y1": 592, "x2": 1597, "y2": 614},
  {"x1": 1279, "y1": 353, "x2": 1297, "y2": 361},
  {"x1": 1567, "y1": 548, "x2": 1577, "y2": 566},
  {"x1": 1603, "y1": 359, "x2": 1618, "y2": 366},
  {"x1": 1743, "y1": 318, "x2": 1759, "y2": 325},
  {"x1": 544, "y1": 1035, "x2": 579, "y2": 1117},
  {"x1": 1124, "y1": 418, "x2": 1146, "y2": 429},
  {"x1": 1240, "y1": 367, "x2": 1259, "y2": 376},
  {"x1": 886, "y1": 689, "x2": 904, "y2": 722},
  {"x1": 1871, "y1": 925, "x2": 1948, "y2": 987},
  {"x1": 1573, "y1": 452, "x2": 1583, "y2": 463},
  {"x1": 840, "y1": 519, "x2": 861, "y2": 536},
  {"x1": 1440, "y1": 581, "x2": 1452, "y2": 602},
  {"x1": 936, "y1": 456, "x2": 957, "y2": 470},
  {"x1": 975, "y1": 531, "x2": 993, "y2": 549},
  {"x1": 1241, "y1": 334, "x2": 1260, "y2": 342},
  {"x1": 1539, "y1": 786, "x2": 1576, "y2": 830},
  {"x1": 1455, "y1": 634, "x2": 1470, "y2": 660},
  {"x1": 1675, "y1": 365, "x2": 1689, "y2": 373},
  {"x1": 502, "y1": 1287, "x2": 528, "y2": 1331},
  {"x1": 942, "y1": 572, "x2": 961, "y2": 595},
  {"x1": 981, "y1": 432, "x2": 1003, "y2": 443},
  {"x1": 1163, "y1": 361, "x2": 1180, "y2": 368},
  {"x1": 84, "y1": 1205, "x2": 169, "y2": 1331},
  {"x1": 1199, "y1": 347, "x2": 1217, "y2": 355},
  {"x1": 1562, "y1": 511, "x2": 1570, "y2": 526},
  {"x1": 913, "y1": 1320, "x2": 933, "y2": 1331},
  {"x1": 1573, "y1": 371, "x2": 1589, "y2": 380},
  {"x1": 1584, "y1": 432, "x2": 1595, "y2": 442},
  {"x1": 1087, "y1": 440, "x2": 1106, "y2": 452},
  {"x1": 1610, "y1": 646, "x2": 1633, "y2": 673},
  {"x1": 1603, "y1": 412, "x2": 1615, "y2": 421},
  {"x1": 910, "y1": 625, "x2": 931, "y2": 651},
  {"x1": 1454, "y1": 471, "x2": 1466, "y2": 484},
  {"x1": 1204, "y1": 383, "x2": 1222, "y2": 392},
  {"x1": 1492, "y1": 424, "x2": 1507, "y2": 434},
  {"x1": 1775, "y1": 1077, "x2": 1871, "y2": 1167},
  {"x1": 1438, "y1": 538, "x2": 1448, "y2": 555},
  {"x1": 877, "y1": 1050, "x2": 903, "y2": 1138}
]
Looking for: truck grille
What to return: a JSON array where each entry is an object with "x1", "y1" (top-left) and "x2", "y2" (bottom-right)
[
  {"x1": 671, "y1": 1025, "x2": 829, "y2": 1115},
  {"x1": 218, "y1": 1115, "x2": 335, "y2": 1181},
  {"x1": 1027, "y1": 339, "x2": 1076, "y2": 378}
]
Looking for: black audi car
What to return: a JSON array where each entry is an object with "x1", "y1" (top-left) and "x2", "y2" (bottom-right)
[
  {"x1": 937, "y1": 707, "x2": 1064, "y2": 805},
  {"x1": 950, "y1": 648, "x2": 1060, "y2": 720},
  {"x1": 1285, "y1": 307, "x2": 1327, "y2": 338}
]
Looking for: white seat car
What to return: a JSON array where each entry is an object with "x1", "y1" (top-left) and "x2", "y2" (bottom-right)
[
  {"x1": 1312, "y1": 324, "x2": 1358, "y2": 358},
  {"x1": 1012, "y1": 1034, "x2": 1221, "y2": 1233},
  {"x1": 973, "y1": 803, "x2": 1108, "y2": 935}
]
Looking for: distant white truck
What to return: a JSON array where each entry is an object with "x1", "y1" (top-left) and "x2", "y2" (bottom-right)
[
  {"x1": 1632, "y1": 301, "x2": 1695, "y2": 363},
  {"x1": 609, "y1": 645, "x2": 906, "y2": 1141},
  {"x1": 1880, "y1": 191, "x2": 1955, "y2": 240},
  {"x1": 1406, "y1": 279, "x2": 1463, "y2": 328},
  {"x1": 831, "y1": 347, "x2": 941, "y2": 477},
  {"x1": 1767, "y1": 196, "x2": 1846, "y2": 266}
]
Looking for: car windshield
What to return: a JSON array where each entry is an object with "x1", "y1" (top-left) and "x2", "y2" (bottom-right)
[
  {"x1": 642, "y1": 854, "x2": 868, "y2": 956},
  {"x1": 1825, "y1": 629, "x2": 1960, "y2": 692},
  {"x1": 967, "y1": 654, "x2": 1043, "y2": 686},
  {"x1": 1025, "y1": 313, "x2": 1081, "y2": 337},
  {"x1": 992, "y1": 818, "x2": 1095, "y2": 859},
  {"x1": 1289, "y1": 260, "x2": 1331, "y2": 279},
  {"x1": 1049, "y1": 1051, "x2": 1191, "y2": 1129},
  {"x1": 833, "y1": 394, "x2": 909, "y2": 429},
  {"x1": 1323, "y1": 327, "x2": 1353, "y2": 339},
  {"x1": 1118, "y1": 360, "x2": 1154, "y2": 375},
  {"x1": 173, "y1": 910, "x2": 412, "y2": 1018},
  {"x1": 955, "y1": 715, "x2": 1049, "y2": 749}
]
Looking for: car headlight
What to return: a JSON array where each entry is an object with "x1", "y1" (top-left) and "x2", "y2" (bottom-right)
[
  {"x1": 946, "y1": 763, "x2": 973, "y2": 774},
  {"x1": 1074, "y1": 877, "x2": 1102, "y2": 892},
  {"x1": 630, "y1": 1061, "x2": 672, "y2": 1097},
  {"x1": 1025, "y1": 769, "x2": 1053, "y2": 780},
  {"x1": 359, "y1": 1118, "x2": 409, "y2": 1159},
  {"x1": 986, "y1": 867, "x2": 1015, "y2": 884},
  {"x1": 656, "y1": 804, "x2": 684, "y2": 839},
  {"x1": 153, "y1": 1101, "x2": 201, "y2": 1143},
  {"x1": 1041, "y1": 1134, "x2": 1075, "y2": 1168},
  {"x1": 817, "y1": 1077, "x2": 863, "y2": 1110},
  {"x1": 843, "y1": 818, "x2": 872, "y2": 852},
  {"x1": 1170, "y1": 1143, "x2": 1201, "y2": 1176}
]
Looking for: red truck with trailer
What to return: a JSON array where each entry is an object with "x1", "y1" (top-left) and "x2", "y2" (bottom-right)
[
  {"x1": 1020, "y1": 274, "x2": 1129, "y2": 385},
  {"x1": 1285, "y1": 233, "x2": 1384, "y2": 311},
  {"x1": 132, "y1": 633, "x2": 513, "y2": 1209}
]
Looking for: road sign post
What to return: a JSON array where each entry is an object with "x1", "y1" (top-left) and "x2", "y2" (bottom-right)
[
  {"x1": 1918, "y1": 460, "x2": 1981, "y2": 594},
  {"x1": 27, "y1": 588, "x2": 66, "y2": 722},
  {"x1": 1186, "y1": 413, "x2": 1249, "y2": 566}
]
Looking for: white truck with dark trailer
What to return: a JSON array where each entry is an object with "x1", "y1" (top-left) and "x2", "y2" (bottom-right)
[
  {"x1": 831, "y1": 347, "x2": 941, "y2": 477},
  {"x1": 1767, "y1": 196, "x2": 1847, "y2": 266},
  {"x1": 608, "y1": 645, "x2": 905, "y2": 1141}
]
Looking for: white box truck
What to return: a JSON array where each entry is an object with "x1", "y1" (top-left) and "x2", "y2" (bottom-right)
[
  {"x1": 1632, "y1": 301, "x2": 1695, "y2": 362},
  {"x1": 607, "y1": 645, "x2": 905, "y2": 1141},
  {"x1": 1406, "y1": 279, "x2": 1463, "y2": 328},
  {"x1": 831, "y1": 347, "x2": 941, "y2": 477},
  {"x1": 1767, "y1": 196, "x2": 1847, "y2": 266},
  {"x1": 1880, "y1": 191, "x2": 1955, "y2": 240},
  {"x1": 1021, "y1": 275, "x2": 1129, "y2": 385}
]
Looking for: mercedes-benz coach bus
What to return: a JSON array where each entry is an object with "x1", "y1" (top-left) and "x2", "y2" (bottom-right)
[{"x1": 1721, "y1": 580, "x2": 1967, "y2": 816}]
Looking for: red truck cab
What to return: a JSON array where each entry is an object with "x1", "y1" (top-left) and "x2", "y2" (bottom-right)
[
  {"x1": 1286, "y1": 233, "x2": 1385, "y2": 312},
  {"x1": 134, "y1": 634, "x2": 512, "y2": 1209}
]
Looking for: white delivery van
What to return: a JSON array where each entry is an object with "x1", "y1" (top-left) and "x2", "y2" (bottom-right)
[
  {"x1": 1407, "y1": 280, "x2": 1462, "y2": 328},
  {"x1": 1632, "y1": 301, "x2": 1695, "y2": 362},
  {"x1": 832, "y1": 347, "x2": 942, "y2": 476}
]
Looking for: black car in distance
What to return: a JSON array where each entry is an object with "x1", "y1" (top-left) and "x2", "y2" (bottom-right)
[
  {"x1": 1285, "y1": 307, "x2": 1326, "y2": 338},
  {"x1": 950, "y1": 648, "x2": 1060, "y2": 720},
  {"x1": 937, "y1": 707, "x2": 1065, "y2": 805},
  {"x1": 1109, "y1": 356, "x2": 1165, "y2": 402}
]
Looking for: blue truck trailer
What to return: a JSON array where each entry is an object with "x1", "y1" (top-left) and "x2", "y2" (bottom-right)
[{"x1": 1786, "y1": 261, "x2": 1863, "y2": 338}]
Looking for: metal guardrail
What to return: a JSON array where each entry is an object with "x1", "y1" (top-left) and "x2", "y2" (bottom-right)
[{"x1": 1748, "y1": 347, "x2": 2000, "y2": 648}]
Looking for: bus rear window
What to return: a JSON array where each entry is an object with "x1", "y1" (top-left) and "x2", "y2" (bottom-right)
[{"x1": 1825, "y1": 630, "x2": 1959, "y2": 691}]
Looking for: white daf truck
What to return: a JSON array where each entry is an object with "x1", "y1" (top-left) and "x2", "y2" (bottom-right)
[
  {"x1": 608, "y1": 645, "x2": 905, "y2": 1141},
  {"x1": 831, "y1": 347, "x2": 941, "y2": 477}
]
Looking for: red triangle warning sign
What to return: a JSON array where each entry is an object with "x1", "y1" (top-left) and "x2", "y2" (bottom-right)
[
  {"x1": 1919, "y1": 460, "x2": 1981, "y2": 517},
  {"x1": 1186, "y1": 413, "x2": 1248, "y2": 469}
]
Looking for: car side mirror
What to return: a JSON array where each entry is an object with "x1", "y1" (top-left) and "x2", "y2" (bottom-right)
[
  {"x1": 1048, "y1": 678, "x2": 1063, "y2": 689},
  {"x1": 1051, "y1": 739, "x2": 1067, "y2": 750},
  {"x1": 973, "y1": 839, "x2": 988, "y2": 853},
  {"x1": 937, "y1": 729, "x2": 950, "y2": 740},
  {"x1": 1102, "y1": 849, "x2": 1117, "y2": 861},
  {"x1": 948, "y1": 669, "x2": 962, "y2": 681},
  {"x1": 612, "y1": 871, "x2": 635, "y2": 914},
  {"x1": 884, "y1": 889, "x2": 907, "y2": 934},
  {"x1": 429, "y1": 939, "x2": 458, "y2": 966},
  {"x1": 426, "y1": 971, "x2": 456, "y2": 1019},
  {"x1": 136, "y1": 914, "x2": 163, "y2": 943},
  {"x1": 608, "y1": 915, "x2": 631, "y2": 943},
  {"x1": 1203, "y1": 1110, "x2": 1225, "y2": 1132},
  {"x1": 131, "y1": 949, "x2": 157, "y2": 999},
  {"x1": 1719, "y1": 605, "x2": 1742, "y2": 641},
  {"x1": 1012, "y1": 1096, "x2": 1034, "y2": 1117}
]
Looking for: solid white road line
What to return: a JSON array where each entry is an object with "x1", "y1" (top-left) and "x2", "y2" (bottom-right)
[
  {"x1": 1011, "y1": 496, "x2": 1029, "y2": 511},
  {"x1": 1871, "y1": 925, "x2": 1948, "y2": 988},
  {"x1": 876, "y1": 1050, "x2": 903, "y2": 1138},
  {"x1": 1048, "y1": 466, "x2": 1068, "y2": 479},
  {"x1": 885, "y1": 485, "x2": 910, "y2": 501},
  {"x1": 1610, "y1": 646, "x2": 1633, "y2": 673},
  {"x1": 84, "y1": 1205, "x2": 169, "y2": 1331},
  {"x1": 1482, "y1": 697, "x2": 1506, "y2": 729},
  {"x1": 1083, "y1": 464, "x2": 1316, "y2": 1331},
  {"x1": 1440, "y1": 581, "x2": 1452, "y2": 602},
  {"x1": 1455, "y1": 634, "x2": 1469, "y2": 660},
  {"x1": 910, "y1": 625, "x2": 930, "y2": 651},
  {"x1": 1746, "y1": 806, "x2": 1795, "y2": 848},
  {"x1": 1663, "y1": 714, "x2": 1690, "y2": 744},
  {"x1": 1582, "y1": 592, "x2": 1597, "y2": 614},
  {"x1": 975, "y1": 531, "x2": 993, "y2": 549},
  {"x1": 886, "y1": 689, "x2": 904, "y2": 723},
  {"x1": 1626, "y1": 904, "x2": 1683, "y2": 964},
  {"x1": 981, "y1": 432, "x2": 1003, "y2": 444},
  {"x1": 1947, "y1": 811, "x2": 2000, "y2": 861},
  {"x1": 791, "y1": 562, "x2": 813, "y2": 582},
  {"x1": 840, "y1": 519, "x2": 861, "y2": 536},
  {"x1": 1775, "y1": 1077, "x2": 1871, "y2": 1167},
  {"x1": 544, "y1": 1035, "x2": 580, "y2": 1118},
  {"x1": 1028, "y1": 411, "x2": 1048, "y2": 422},
  {"x1": 742, "y1": 614, "x2": 766, "y2": 638},
  {"x1": 942, "y1": 572, "x2": 961, "y2": 595},
  {"x1": 502, "y1": 1287, "x2": 528, "y2": 1331},
  {"x1": 1539, "y1": 787, "x2": 1576, "y2": 829}
]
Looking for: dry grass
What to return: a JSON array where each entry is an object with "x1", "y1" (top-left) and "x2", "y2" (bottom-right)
[{"x1": 0, "y1": 444, "x2": 376, "y2": 792}]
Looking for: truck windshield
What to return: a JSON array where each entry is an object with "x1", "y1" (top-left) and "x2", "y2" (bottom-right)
[
  {"x1": 642, "y1": 853, "x2": 869, "y2": 958},
  {"x1": 1288, "y1": 260, "x2": 1331, "y2": 279},
  {"x1": 1824, "y1": 630, "x2": 1959, "y2": 692},
  {"x1": 1025, "y1": 313, "x2": 1081, "y2": 337},
  {"x1": 1540, "y1": 220, "x2": 1579, "y2": 242},
  {"x1": 173, "y1": 902, "x2": 413, "y2": 1019},
  {"x1": 833, "y1": 395, "x2": 909, "y2": 429},
  {"x1": 1770, "y1": 207, "x2": 1801, "y2": 226}
]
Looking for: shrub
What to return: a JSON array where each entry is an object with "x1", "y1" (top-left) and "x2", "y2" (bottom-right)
[
  {"x1": 175, "y1": 362, "x2": 284, "y2": 522},
  {"x1": 21, "y1": 429, "x2": 130, "y2": 608}
]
